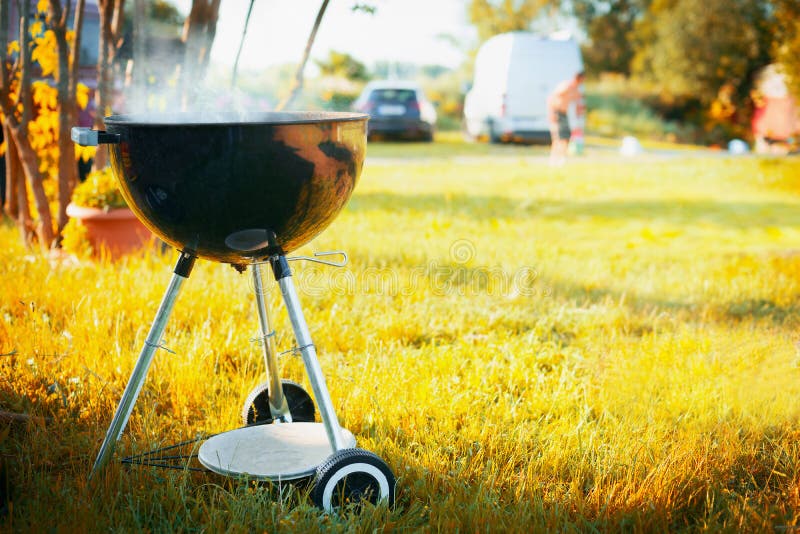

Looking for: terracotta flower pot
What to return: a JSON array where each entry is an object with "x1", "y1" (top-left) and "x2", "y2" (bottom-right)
[{"x1": 66, "y1": 203, "x2": 153, "y2": 259}]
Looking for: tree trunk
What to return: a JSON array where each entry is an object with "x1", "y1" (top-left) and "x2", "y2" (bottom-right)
[
  {"x1": 0, "y1": 2, "x2": 29, "y2": 243},
  {"x1": 2, "y1": 123, "x2": 32, "y2": 243},
  {"x1": 51, "y1": 0, "x2": 84, "y2": 236},
  {"x1": 94, "y1": 0, "x2": 125, "y2": 170},
  {"x1": 2, "y1": 1, "x2": 56, "y2": 250},
  {"x1": 180, "y1": 0, "x2": 221, "y2": 110},
  {"x1": 93, "y1": 0, "x2": 113, "y2": 169},
  {"x1": 276, "y1": 0, "x2": 330, "y2": 111},
  {"x1": 8, "y1": 126, "x2": 55, "y2": 249},
  {"x1": 129, "y1": 0, "x2": 146, "y2": 108},
  {"x1": 3, "y1": 126, "x2": 17, "y2": 220}
]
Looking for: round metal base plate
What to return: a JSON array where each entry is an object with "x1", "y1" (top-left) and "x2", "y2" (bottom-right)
[{"x1": 198, "y1": 423, "x2": 356, "y2": 480}]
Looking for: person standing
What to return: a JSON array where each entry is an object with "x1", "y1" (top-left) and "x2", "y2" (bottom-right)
[{"x1": 547, "y1": 71, "x2": 585, "y2": 166}]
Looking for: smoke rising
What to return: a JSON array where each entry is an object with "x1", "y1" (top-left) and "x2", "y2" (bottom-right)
[{"x1": 112, "y1": 37, "x2": 275, "y2": 123}]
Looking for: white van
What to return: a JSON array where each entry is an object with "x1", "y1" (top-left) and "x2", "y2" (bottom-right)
[{"x1": 463, "y1": 32, "x2": 584, "y2": 143}]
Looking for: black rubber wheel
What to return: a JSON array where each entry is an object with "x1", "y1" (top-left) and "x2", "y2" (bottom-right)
[
  {"x1": 241, "y1": 379, "x2": 315, "y2": 425},
  {"x1": 311, "y1": 448, "x2": 395, "y2": 512}
]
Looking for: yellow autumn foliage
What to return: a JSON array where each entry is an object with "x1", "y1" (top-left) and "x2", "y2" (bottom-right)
[
  {"x1": 32, "y1": 29, "x2": 67, "y2": 79},
  {"x1": 3, "y1": 4, "x2": 93, "y2": 221},
  {"x1": 76, "y1": 82, "x2": 89, "y2": 110}
]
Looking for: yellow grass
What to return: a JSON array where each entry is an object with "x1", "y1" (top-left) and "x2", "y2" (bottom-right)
[{"x1": 1, "y1": 146, "x2": 799, "y2": 531}]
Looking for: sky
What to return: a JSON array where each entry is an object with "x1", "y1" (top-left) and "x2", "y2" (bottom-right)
[{"x1": 172, "y1": 0, "x2": 477, "y2": 71}]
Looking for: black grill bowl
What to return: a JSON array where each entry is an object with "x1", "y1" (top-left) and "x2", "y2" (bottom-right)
[{"x1": 103, "y1": 111, "x2": 367, "y2": 264}]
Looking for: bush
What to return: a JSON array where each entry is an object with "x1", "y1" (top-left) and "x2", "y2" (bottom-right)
[
  {"x1": 60, "y1": 217, "x2": 93, "y2": 257},
  {"x1": 69, "y1": 167, "x2": 128, "y2": 210},
  {"x1": 585, "y1": 76, "x2": 716, "y2": 144},
  {"x1": 62, "y1": 167, "x2": 129, "y2": 257}
]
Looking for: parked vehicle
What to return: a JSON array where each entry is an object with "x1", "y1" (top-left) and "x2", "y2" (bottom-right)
[
  {"x1": 463, "y1": 32, "x2": 584, "y2": 144},
  {"x1": 352, "y1": 80, "x2": 437, "y2": 141}
]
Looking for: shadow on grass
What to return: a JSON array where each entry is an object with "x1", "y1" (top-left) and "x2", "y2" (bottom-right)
[
  {"x1": 349, "y1": 192, "x2": 800, "y2": 228},
  {"x1": 378, "y1": 418, "x2": 799, "y2": 531},
  {"x1": 545, "y1": 276, "x2": 800, "y2": 327},
  {"x1": 415, "y1": 256, "x2": 800, "y2": 329},
  {"x1": 348, "y1": 190, "x2": 800, "y2": 326}
]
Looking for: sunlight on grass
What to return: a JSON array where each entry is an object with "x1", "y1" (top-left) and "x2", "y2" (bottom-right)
[{"x1": 1, "y1": 150, "x2": 799, "y2": 530}]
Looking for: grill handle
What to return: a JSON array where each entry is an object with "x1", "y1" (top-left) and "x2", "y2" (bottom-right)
[
  {"x1": 287, "y1": 251, "x2": 348, "y2": 268},
  {"x1": 71, "y1": 127, "x2": 120, "y2": 146}
]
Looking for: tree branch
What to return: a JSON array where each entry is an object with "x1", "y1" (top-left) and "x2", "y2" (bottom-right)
[
  {"x1": 231, "y1": 0, "x2": 255, "y2": 89},
  {"x1": 0, "y1": 0, "x2": 10, "y2": 106},
  {"x1": 276, "y1": 0, "x2": 330, "y2": 111},
  {"x1": 69, "y1": 0, "x2": 85, "y2": 93},
  {"x1": 17, "y1": 0, "x2": 34, "y2": 128}
]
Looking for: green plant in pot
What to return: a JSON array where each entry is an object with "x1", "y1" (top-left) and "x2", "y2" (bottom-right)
[
  {"x1": 63, "y1": 168, "x2": 152, "y2": 259},
  {"x1": 69, "y1": 166, "x2": 128, "y2": 211}
]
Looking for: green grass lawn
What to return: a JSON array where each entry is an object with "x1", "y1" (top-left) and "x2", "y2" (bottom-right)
[{"x1": 1, "y1": 142, "x2": 799, "y2": 531}]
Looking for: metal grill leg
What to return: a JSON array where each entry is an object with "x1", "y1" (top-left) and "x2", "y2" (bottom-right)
[
  {"x1": 251, "y1": 263, "x2": 290, "y2": 421},
  {"x1": 89, "y1": 252, "x2": 196, "y2": 479},
  {"x1": 270, "y1": 255, "x2": 349, "y2": 452}
]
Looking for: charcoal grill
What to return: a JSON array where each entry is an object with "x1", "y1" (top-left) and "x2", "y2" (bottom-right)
[{"x1": 72, "y1": 112, "x2": 395, "y2": 511}]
